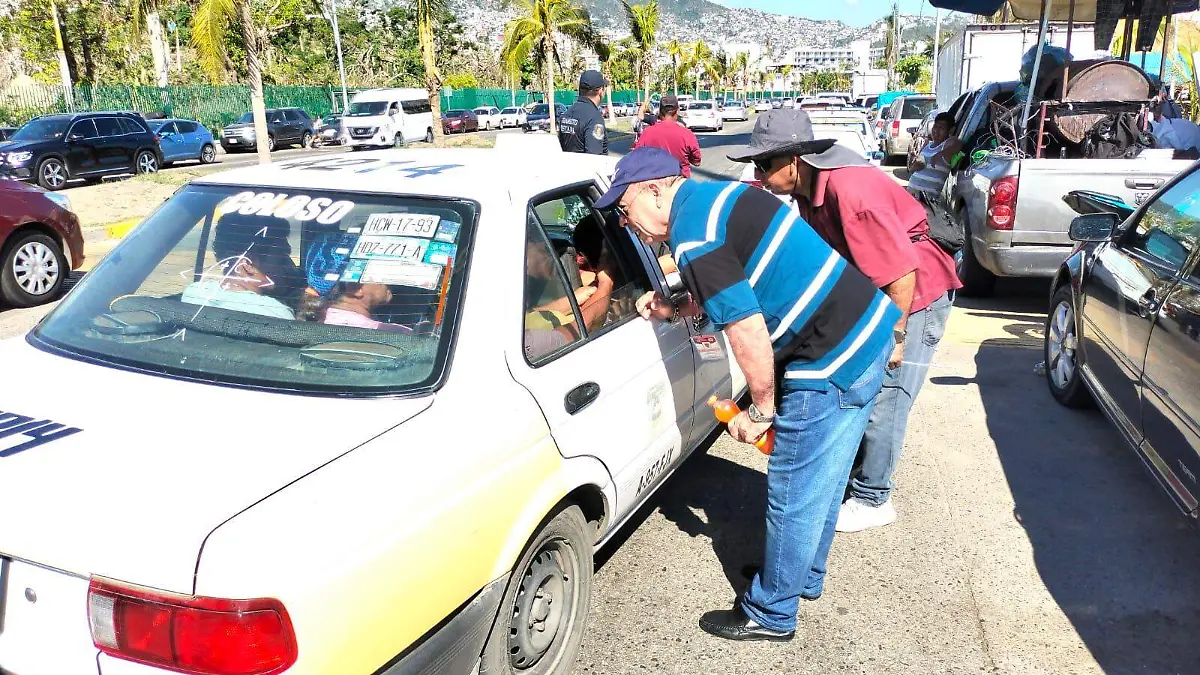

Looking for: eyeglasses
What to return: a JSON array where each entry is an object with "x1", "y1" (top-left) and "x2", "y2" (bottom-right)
[
  {"x1": 614, "y1": 183, "x2": 650, "y2": 220},
  {"x1": 752, "y1": 156, "x2": 778, "y2": 174}
]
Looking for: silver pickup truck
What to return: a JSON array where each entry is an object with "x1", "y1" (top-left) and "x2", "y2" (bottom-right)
[{"x1": 946, "y1": 81, "x2": 1193, "y2": 296}]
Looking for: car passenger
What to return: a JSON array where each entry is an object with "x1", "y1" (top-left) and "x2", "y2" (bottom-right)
[
  {"x1": 318, "y1": 282, "x2": 414, "y2": 333},
  {"x1": 181, "y1": 213, "x2": 300, "y2": 320},
  {"x1": 524, "y1": 238, "x2": 614, "y2": 351},
  {"x1": 907, "y1": 112, "x2": 960, "y2": 197}
]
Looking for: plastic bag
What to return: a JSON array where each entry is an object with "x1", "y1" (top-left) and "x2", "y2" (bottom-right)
[{"x1": 1020, "y1": 43, "x2": 1071, "y2": 86}]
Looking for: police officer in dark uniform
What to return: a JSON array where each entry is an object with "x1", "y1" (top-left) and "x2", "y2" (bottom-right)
[{"x1": 559, "y1": 70, "x2": 609, "y2": 155}]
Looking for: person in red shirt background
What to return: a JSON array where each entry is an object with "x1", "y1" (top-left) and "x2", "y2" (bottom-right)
[
  {"x1": 633, "y1": 95, "x2": 702, "y2": 177},
  {"x1": 730, "y1": 109, "x2": 961, "y2": 534}
]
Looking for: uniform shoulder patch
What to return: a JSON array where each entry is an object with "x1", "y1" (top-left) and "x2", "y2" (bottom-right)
[{"x1": 592, "y1": 123, "x2": 605, "y2": 140}]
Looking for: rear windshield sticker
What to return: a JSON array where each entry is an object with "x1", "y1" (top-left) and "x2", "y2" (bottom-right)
[
  {"x1": 363, "y1": 213, "x2": 441, "y2": 238},
  {"x1": 215, "y1": 191, "x2": 355, "y2": 224},
  {"x1": 423, "y1": 241, "x2": 457, "y2": 266},
  {"x1": 340, "y1": 259, "x2": 368, "y2": 282},
  {"x1": 351, "y1": 235, "x2": 427, "y2": 261},
  {"x1": 434, "y1": 221, "x2": 461, "y2": 243},
  {"x1": 359, "y1": 259, "x2": 443, "y2": 289}
]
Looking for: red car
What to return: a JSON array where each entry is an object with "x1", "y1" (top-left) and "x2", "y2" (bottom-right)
[
  {"x1": 441, "y1": 109, "x2": 479, "y2": 134},
  {"x1": 0, "y1": 178, "x2": 84, "y2": 307}
]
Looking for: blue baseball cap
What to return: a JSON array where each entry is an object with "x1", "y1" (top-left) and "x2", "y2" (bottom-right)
[{"x1": 595, "y1": 147, "x2": 684, "y2": 210}]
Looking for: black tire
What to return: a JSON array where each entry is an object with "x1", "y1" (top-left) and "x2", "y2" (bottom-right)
[
  {"x1": 200, "y1": 144, "x2": 217, "y2": 164},
  {"x1": 1045, "y1": 285, "x2": 1092, "y2": 408},
  {"x1": 393, "y1": 133, "x2": 405, "y2": 148},
  {"x1": 956, "y1": 211, "x2": 996, "y2": 297},
  {"x1": 36, "y1": 157, "x2": 68, "y2": 191},
  {"x1": 479, "y1": 505, "x2": 592, "y2": 675},
  {"x1": 301, "y1": 131, "x2": 312, "y2": 148},
  {"x1": 135, "y1": 150, "x2": 158, "y2": 175},
  {"x1": 1, "y1": 231, "x2": 68, "y2": 308},
  {"x1": 425, "y1": 128, "x2": 434, "y2": 143},
  {"x1": 267, "y1": 134, "x2": 276, "y2": 152}
]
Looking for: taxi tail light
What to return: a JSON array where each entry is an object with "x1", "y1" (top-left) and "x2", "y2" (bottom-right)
[
  {"x1": 986, "y1": 176, "x2": 1018, "y2": 230},
  {"x1": 88, "y1": 578, "x2": 297, "y2": 675},
  {"x1": 889, "y1": 120, "x2": 900, "y2": 137}
]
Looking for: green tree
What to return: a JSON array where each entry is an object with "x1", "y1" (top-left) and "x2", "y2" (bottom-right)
[
  {"x1": 622, "y1": 0, "x2": 658, "y2": 113},
  {"x1": 413, "y1": 0, "x2": 447, "y2": 141},
  {"x1": 896, "y1": 54, "x2": 927, "y2": 87},
  {"x1": 688, "y1": 40, "x2": 711, "y2": 99},
  {"x1": 501, "y1": 0, "x2": 594, "y2": 133},
  {"x1": 664, "y1": 38, "x2": 684, "y2": 96},
  {"x1": 443, "y1": 72, "x2": 478, "y2": 88}
]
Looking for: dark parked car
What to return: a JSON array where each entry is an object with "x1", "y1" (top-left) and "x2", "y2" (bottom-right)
[
  {"x1": 148, "y1": 118, "x2": 217, "y2": 165},
  {"x1": 0, "y1": 127, "x2": 15, "y2": 141},
  {"x1": 0, "y1": 112, "x2": 163, "y2": 191},
  {"x1": 441, "y1": 109, "x2": 478, "y2": 134},
  {"x1": 219, "y1": 107, "x2": 314, "y2": 152},
  {"x1": 523, "y1": 103, "x2": 567, "y2": 132},
  {"x1": 1046, "y1": 164, "x2": 1200, "y2": 524},
  {"x1": 0, "y1": 178, "x2": 84, "y2": 306}
]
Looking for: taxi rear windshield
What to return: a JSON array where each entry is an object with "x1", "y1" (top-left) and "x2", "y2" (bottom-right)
[{"x1": 33, "y1": 184, "x2": 476, "y2": 395}]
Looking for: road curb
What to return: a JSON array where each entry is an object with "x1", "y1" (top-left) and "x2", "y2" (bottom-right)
[{"x1": 83, "y1": 218, "x2": 139, "y2": 246}]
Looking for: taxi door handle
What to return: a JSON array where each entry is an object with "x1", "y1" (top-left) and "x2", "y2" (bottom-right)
[
  {"x1": 565, "y1": 382, "x2": 600, "y2": 415},
  {"x1": 1126, "y1": 178, "x2": 1163, "y2": 190}
]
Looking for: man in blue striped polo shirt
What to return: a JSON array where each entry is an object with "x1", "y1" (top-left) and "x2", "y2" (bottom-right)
[{"x1": 596, "y1": 147, "x2": 899, "y2": 641}]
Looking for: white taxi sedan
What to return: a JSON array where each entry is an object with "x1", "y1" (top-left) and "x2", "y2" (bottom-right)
[{"x1": 0, "y1": 146, "x2": 745, "y2": 675}]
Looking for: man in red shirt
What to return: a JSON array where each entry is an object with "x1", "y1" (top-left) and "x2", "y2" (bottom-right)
[
  {"x1": 633, "y1": 95, "x2": 702, "y2": 177},
  {"x1": 730, "y1": 109, "x2": 961, "y2": 533}
]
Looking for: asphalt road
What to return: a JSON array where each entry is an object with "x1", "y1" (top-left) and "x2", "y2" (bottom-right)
[{"x1": 5, "y1": 118, "x2": 1200, "y2": 673}]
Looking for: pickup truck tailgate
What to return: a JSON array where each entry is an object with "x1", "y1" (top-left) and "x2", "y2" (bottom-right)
[
  {"x1": 1013, "y1": 158, "x2": 1192, "y2": 245},
  {"x1": 0, "y1": 558, "x2": 98, "y2": 674}
]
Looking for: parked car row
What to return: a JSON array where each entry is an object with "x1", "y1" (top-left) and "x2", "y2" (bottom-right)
[{"x1": 0, "y1": 112, "x2": 167, "y2": 191}]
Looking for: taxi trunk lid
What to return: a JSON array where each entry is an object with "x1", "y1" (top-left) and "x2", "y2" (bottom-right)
[{"x1": 0, "y1": 338, "x2": 431, "y2": 594}]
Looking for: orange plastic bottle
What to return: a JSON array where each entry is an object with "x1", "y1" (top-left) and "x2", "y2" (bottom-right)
[{"x1": 708, "y1": 395, "x2": 775, "y2": 455}]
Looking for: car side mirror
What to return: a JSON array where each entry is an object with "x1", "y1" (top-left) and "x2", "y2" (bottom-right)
[
  {"x1": 67, "y1": 133, "x2": 83, "y2": 142},
  {"x1": 1068, "y1": 213, "x2": 1118, "y2": 242}
]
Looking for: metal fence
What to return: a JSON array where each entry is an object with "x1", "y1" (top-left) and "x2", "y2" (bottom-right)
[{"x1": 0, "y1": 83, "x2": 678, "y2": 130}]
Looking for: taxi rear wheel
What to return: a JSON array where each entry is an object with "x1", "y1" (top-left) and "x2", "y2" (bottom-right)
[{"x1": 480, "y1": 504, "x2": 592, "y2": 675}]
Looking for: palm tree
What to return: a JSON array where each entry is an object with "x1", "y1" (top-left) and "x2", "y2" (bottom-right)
[
  {"x1": 415, "y1": 0, "x2": 447, "y2": 141},
  {"x1": 664, "y1": 38, "x2": 685, "y2": 96},
  {"x1": 502, "y1": 0, "x2": 595, "y2": 133},
  {"x1": 193, "y1": 0, "x2": 272, "y2": 164},
  {"x1": 690, "y1": 40, "x2": 711, "y2": 100},
  {"x1": 709, "y1": 51, "x2": 728, "y2": 99},
  {"x1": 592, "y1": 37, "x2": 616, "y2": 122},
  {"x1": 623, "y1": 0, "x2": 658, "y2": 114},
  {"x1": 732, "y1": 51, "x2": 749, "y2": 98},
  {"x1": 129, "y1": 0, "x2": 172, "y2": 87},
  {"x1": 781, "y1": 64, "x2": 793, "y2": 99}
]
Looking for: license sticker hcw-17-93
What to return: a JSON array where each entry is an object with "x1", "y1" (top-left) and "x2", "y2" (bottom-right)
[{"x1": 362, "y1": 213, "x2": 441, "y2": 238}]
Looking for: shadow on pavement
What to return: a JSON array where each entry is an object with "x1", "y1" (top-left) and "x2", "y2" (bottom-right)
[
  {"x1": 933, "y1": 290, "x2": 1200, "y2": 672},
  {"x1": 595, "y1": 432, "x2": 766, "y2": 596}
]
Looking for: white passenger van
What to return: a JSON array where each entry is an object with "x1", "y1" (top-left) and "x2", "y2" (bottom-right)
[{"x1": 342, "y1": 88, "x2": 434, "y2": 149}]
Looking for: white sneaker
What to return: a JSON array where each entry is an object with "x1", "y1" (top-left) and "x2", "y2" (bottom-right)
[{"x1": 835, "y1": 497, "x2": 897, "y2": 533}]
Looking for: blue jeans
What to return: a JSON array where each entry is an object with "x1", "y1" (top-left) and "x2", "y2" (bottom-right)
[
  {"x1": 848, "y1": 292, "x2": 953, "y2": 506},
  {"x1": 740, "y1": 343, "x2": 889, "y2": 632}
]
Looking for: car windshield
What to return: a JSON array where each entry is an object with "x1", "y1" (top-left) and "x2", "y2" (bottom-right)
[
  {"x1": 236, "y1": 113, "x2": 258, "y2": 123},
  {"x1": 445, "y1": 110, "x2": 466, "y2": 118},
  {"x1": 12, "y1": 116, "x2": 71, "y2": 141},
  {"x1": 502, "y1": 108, "x2": 519, "y2": 114},
  {"x1": 530, "y1": 104, "x2": 549, "y2": 115},
  {"x1": 33, "y1": 184, "x2": 476, "y2": 395},
  {"x1": 347, "y1": 101, "x2": 388, "y2": 117},
  {"x1": 690, "y1": 102, "x2": 712, "y2": 110}
]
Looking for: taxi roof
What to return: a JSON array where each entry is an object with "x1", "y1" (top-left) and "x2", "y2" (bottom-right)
[{"x1": 193, "y1": 147, "x2": 617, "y2": 204}]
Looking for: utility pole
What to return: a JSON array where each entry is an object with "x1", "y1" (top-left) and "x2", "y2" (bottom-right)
[
  {"x1": 328, "y1": 0, "x2": 349, "y2": 112},
  {"x1": 49, "y1": 0, "x2": 74, "y2": 107},
  {"x1": 169, "y1": 20, "x2": 181, "y2": 72},
  {"x1": 889, "y1": 0, "x2": 900, "y2": 89},
  {"x1": 932, "y1": 8, "x2": 942, "y2": 96}
]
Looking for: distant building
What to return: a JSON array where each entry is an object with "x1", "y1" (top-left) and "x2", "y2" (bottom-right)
[{"x1": 777, "y1": 45, "x2": 858, "y2": 72}]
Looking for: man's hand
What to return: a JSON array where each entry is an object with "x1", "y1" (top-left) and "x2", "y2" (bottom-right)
[
  {"x1": 888, "y1": 341, "x2": 904, "y2": 371},
  {"x1": 728, "y1": 410, "x2": 772, "y2": 445},
  {"x1": 636, "y1": 291, "x2": 676, "y2": 321},
  {"x1": 574, "y1": 285, "x2": 597, "y2": 305}
]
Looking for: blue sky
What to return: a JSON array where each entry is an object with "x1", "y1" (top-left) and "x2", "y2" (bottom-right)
[{"x1": 712, "y1": 0, "x2": 940, "y2": 27}]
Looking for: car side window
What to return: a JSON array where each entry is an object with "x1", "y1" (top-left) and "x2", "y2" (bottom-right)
[
  {"x1": 94, "y1": 117, "x2": 122, "y2": 137},
  {"x1": 177, "y1": 121, "x2": 198, "y2": 134},
  {"x1": 268, "y1": 112, "x2": 284, "y2": 124},
  {"x1": 121, "y1": 117, "x2": 149, "y2": 134},
  {"x1": 283, "y1": 110, "x2": 300, "y2": 122},
  {"x1": 1125, "y1": 170, "x2": 1200, "y2": 273},
  {"x1": 523, "y1": 214, "x2": 585, "y2": 364},
  {"x1": 158, "y1": 122, "x2": 179, "y2": 135},
  {"x1": 70, "y1": 119, "x2": 98, "y2": 139}
]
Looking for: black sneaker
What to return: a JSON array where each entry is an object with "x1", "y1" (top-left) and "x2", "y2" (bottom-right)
[
  {"x1": 739, "y1": 565, "x2": 821, "y2": 601},
  {"x1": 698, "y1": 606, "x2": 794, "y2": 642}
]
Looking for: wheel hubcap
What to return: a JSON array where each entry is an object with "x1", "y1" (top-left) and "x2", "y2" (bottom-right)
[
  {"x1": 508, "y1": 541, "x2": 574, "y2": 669},
  {"x1": 43, "y1": 163, "x2": 65, "y2": 187},
  {"x1": 13, "y1": 241, "x2": 59, "y2": 296},
  {"x1": 1047, "y1": 300, "x2": 1077, "y2": 389},
  {"x1": 139, "y1": 154, "x2": 156, "y2": 173},
  {"x1": 203, "y1": 147, "x2": 214, "y2": 161}
]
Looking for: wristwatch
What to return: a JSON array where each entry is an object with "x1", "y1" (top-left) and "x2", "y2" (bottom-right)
[{"x1": 747, "y1": 403, "x2": 775, "y2": 425}]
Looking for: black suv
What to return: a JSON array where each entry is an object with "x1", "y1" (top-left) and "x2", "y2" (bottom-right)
[
  {"x1": 219, "y1": 107, "x2": 314, "y2": 153},
  {"x1": 0, "y1": 112, "x2": 164, "y2": 191}
]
